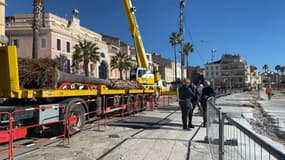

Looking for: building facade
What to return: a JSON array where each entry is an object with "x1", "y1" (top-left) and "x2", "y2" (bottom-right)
[
  {"x1": 204, "y1": 61, "x2": 221, "y2": 88},
  {"x1": 152, "y1": 53, "x2": 184, "y2": 82},
  {"x1": 205, "y1": 54, "x2": 260, "y2": 89},
  {"x1": 5, "y1": 10, "x2": 181, "y2": 83},
  {"x1": 5, "y1": 11, "x2": 124, "y2": 79}
]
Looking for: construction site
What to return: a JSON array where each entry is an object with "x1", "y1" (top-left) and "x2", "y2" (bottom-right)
[{"x1": 1, "y1": 0, "x2": 285, "y2": 160}]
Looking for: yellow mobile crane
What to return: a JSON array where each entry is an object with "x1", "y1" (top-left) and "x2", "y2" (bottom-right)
[
  {"x1": 0, "y1": 0, "x2": 175, "y2": 144},
  {"x1": 122, "y1": 0, "x2": 167, "y2": 93}
]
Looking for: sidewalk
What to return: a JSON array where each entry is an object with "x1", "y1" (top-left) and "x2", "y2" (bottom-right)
[{"x1": 19, "y1": 100, "x2": 211, "y2": 160}]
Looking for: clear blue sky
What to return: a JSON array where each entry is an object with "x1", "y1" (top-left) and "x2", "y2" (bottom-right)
[{"x1": 5, "y1": 0, "x2": 285, "y2": 72}]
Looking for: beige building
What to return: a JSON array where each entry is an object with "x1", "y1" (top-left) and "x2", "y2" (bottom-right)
[
  {"x1": 5, "y1": 10, "x2": 122, "y2": 79},
  {"x1": 152, "y1": 54, "x2": 184, "y2": 82},
  {"x1": 250, "y1": 66, "x2": 262, "y2": 89},
  {"x1": 205, "y1": 54, "x2": 260, "y2": 89},
  {"x1": 5, "y1": 10, "x2": 181, "y2": 83},
  {"x1": 205, "y1": 60, "x2": 221, "y2": 88}
]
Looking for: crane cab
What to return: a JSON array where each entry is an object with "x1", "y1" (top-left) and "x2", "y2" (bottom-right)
[{"x1": 130, "y1": 67, "x2": 154, "y2": 85}]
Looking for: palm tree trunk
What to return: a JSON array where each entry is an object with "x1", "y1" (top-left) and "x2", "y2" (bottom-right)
[
  {"x1": 186, "y1": 53, "x2": 189, "y2": 78},
  {"x1": 174, "y1": 46, "x2": 177, "y2": 81},
  {"x1": 84, "y1": 61, "x2": 89, "y2": 77},
  {"x1": 120, "y1": 70, "x2": 123, "y2": 80},
  {"x1": 32, "y1": 0, "x2": 43, "y2": 59}
]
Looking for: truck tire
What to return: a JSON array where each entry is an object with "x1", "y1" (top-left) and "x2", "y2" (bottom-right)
[
  {"x1": 66, "y1": 102, "x2": 86, "y2": 135},
  {"x1": 56, "y1": 98, "x2": 87, "y2": 136}
]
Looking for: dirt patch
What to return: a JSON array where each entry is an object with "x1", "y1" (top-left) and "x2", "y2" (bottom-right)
[{"x1": 248, "y1": 93, "x2": 285, "y2": 145}]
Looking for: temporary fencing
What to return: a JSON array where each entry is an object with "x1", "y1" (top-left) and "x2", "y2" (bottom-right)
[
  {"x1": 207, "y1": 97, "x2": 285, "y2": 160},
  {"x1": 104, "y1": 95, "x2": 126, "y2": 126},
  {"x1": 0, "y1": 112, "x2": 13, "y2": 160},
  {"x1": 65, "y1": 98, "x2": 101, "y2": 142},
  {"x1": 0, "y1": 105, "x2": 66, "y2": 160},
  {"x1": 0, "y1": 98, "x2": 101, "y2": 160},
  {"x1": 156, "y1": 95, "x2": 174, "y2": 107},
  {"x1": 0, "y1": 95, "x2": 160, "y2": 159}
]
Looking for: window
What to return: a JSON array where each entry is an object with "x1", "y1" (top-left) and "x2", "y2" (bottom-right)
[
  {"x1": 66, "y1": 41, "x2": 70, "y2": 53},
  {"x1": 41, "y1": 38, "x2": 46, "y2": 48},
  {"x1": 57, "y1": 39, "x2": 61, "y2": 51},
  {"x1": 12, "y1": 39, "x2": 19, "y2": 48}
]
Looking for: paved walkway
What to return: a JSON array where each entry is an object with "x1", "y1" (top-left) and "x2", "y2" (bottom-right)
[{"x1": 18, "y1": 100, "x2": 211, "y2": 160}]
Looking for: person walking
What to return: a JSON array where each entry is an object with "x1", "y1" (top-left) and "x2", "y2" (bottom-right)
[
  {"x1": 200, "y1": 80, "x2": 216, "y2": 127},
  {"x1": 189, "y1": 82, "x2": 201, "y2": 113},
  {"x1": 178, "y1": 79, "x2": 195, "y2": 130},
  {"x1": 265, "y1": 84, "x2": 273, "y2": 100}
]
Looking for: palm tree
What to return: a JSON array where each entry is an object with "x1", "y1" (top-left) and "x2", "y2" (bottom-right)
[
  {"x1": 73, "y1": 39, "x2": 100, "y2": 77},
  {"x1": 32, "y1": 0, "x2": 44, "y2": 59},
  {"x1": 110, "y1": 52, "x2": 132, "y2": 80},
  {"x1": 262, "y1": 64, "x2": 269, "y2": 73},
  {"x1": 182, "y1": 42, "x2": 194, "y2": 78},
  {"x1": 169, "y1": 32, "x2": 180, "y2": 81},
  {"x1": 280, "y1": 66, "x2": 285, "y2": 83},
  {"x1": 72, "y1": 51, "x2": 82, "y2": 74},
  {"x1": 275, "y1": 65, "x2": 281, "y2": 84}
]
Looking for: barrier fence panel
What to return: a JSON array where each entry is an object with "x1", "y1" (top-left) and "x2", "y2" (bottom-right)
[
  {"x1": 207, "y1": 97, "x2": 285, "y2": 160},
  {"x1": 65, "y1": 99, "x2": 101, "y2": 140},
  {"x1": 0, "y1": 112, "x2": 13, "y2": 160},
  {"x1": 0, "y1": 105, "x2": 67, "y2": 160},
  {"x1": 207, "y1": 98, "x2": 222, "y2": 160},
  {"x1": 157, "y1": 95, "x2": 174, "y2": 107},
  {"x1": 104, "y1": 95, "x2": 126, "y2": 126}
]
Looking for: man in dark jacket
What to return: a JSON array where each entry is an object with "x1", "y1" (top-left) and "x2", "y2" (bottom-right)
[
  {"x1": 189, "y1": 83, "x2": 201, "y2": 113},
  {"x1": 200, "y1": 80, "x2": 216, "y2": 127},
  {"x1": 179, "y1": 79, "x2": 195, "y2": 130}
]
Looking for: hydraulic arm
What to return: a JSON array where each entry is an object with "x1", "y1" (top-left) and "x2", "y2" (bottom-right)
[{"x1": 122, "y1": 0, "x2": 148, "y2": 69}]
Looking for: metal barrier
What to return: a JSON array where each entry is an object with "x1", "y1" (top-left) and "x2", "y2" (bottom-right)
[
  {"x1": 0, "y1": 105, "x2": 66, "y2": 160},
  {"x1": 207, "y1": 97, "x2": 285, "y2": 160},
  {"x1": 65, "y1": 99, "x2": 101, "y2": 140},
  {"x1": 157, "y1": 95, "x2": 174, "y2": 107},
  {"x1": 0, "y1": 112, "x2": 13, "y2": 160},
  {"x1": 104, "y1": 95, "x2": 126, "y2": 126}
]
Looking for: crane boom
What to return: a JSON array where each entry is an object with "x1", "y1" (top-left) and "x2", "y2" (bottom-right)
[{"x1": 122, "y1": 0, "x2": 148, "y2": 69}]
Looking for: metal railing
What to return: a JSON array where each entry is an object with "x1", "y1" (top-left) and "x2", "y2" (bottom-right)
[{"x1": 207, "y1": 97, "x2": 285, "y2": 160}]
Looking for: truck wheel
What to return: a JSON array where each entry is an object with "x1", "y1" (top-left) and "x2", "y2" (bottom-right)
[{"x1": 67, "y1": 103, "x2": 86, "y2": 135}]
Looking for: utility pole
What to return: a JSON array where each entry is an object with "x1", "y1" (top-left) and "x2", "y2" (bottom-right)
[{"x1": 179, "y1": 0, "x2": 185, "y2": 80}]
